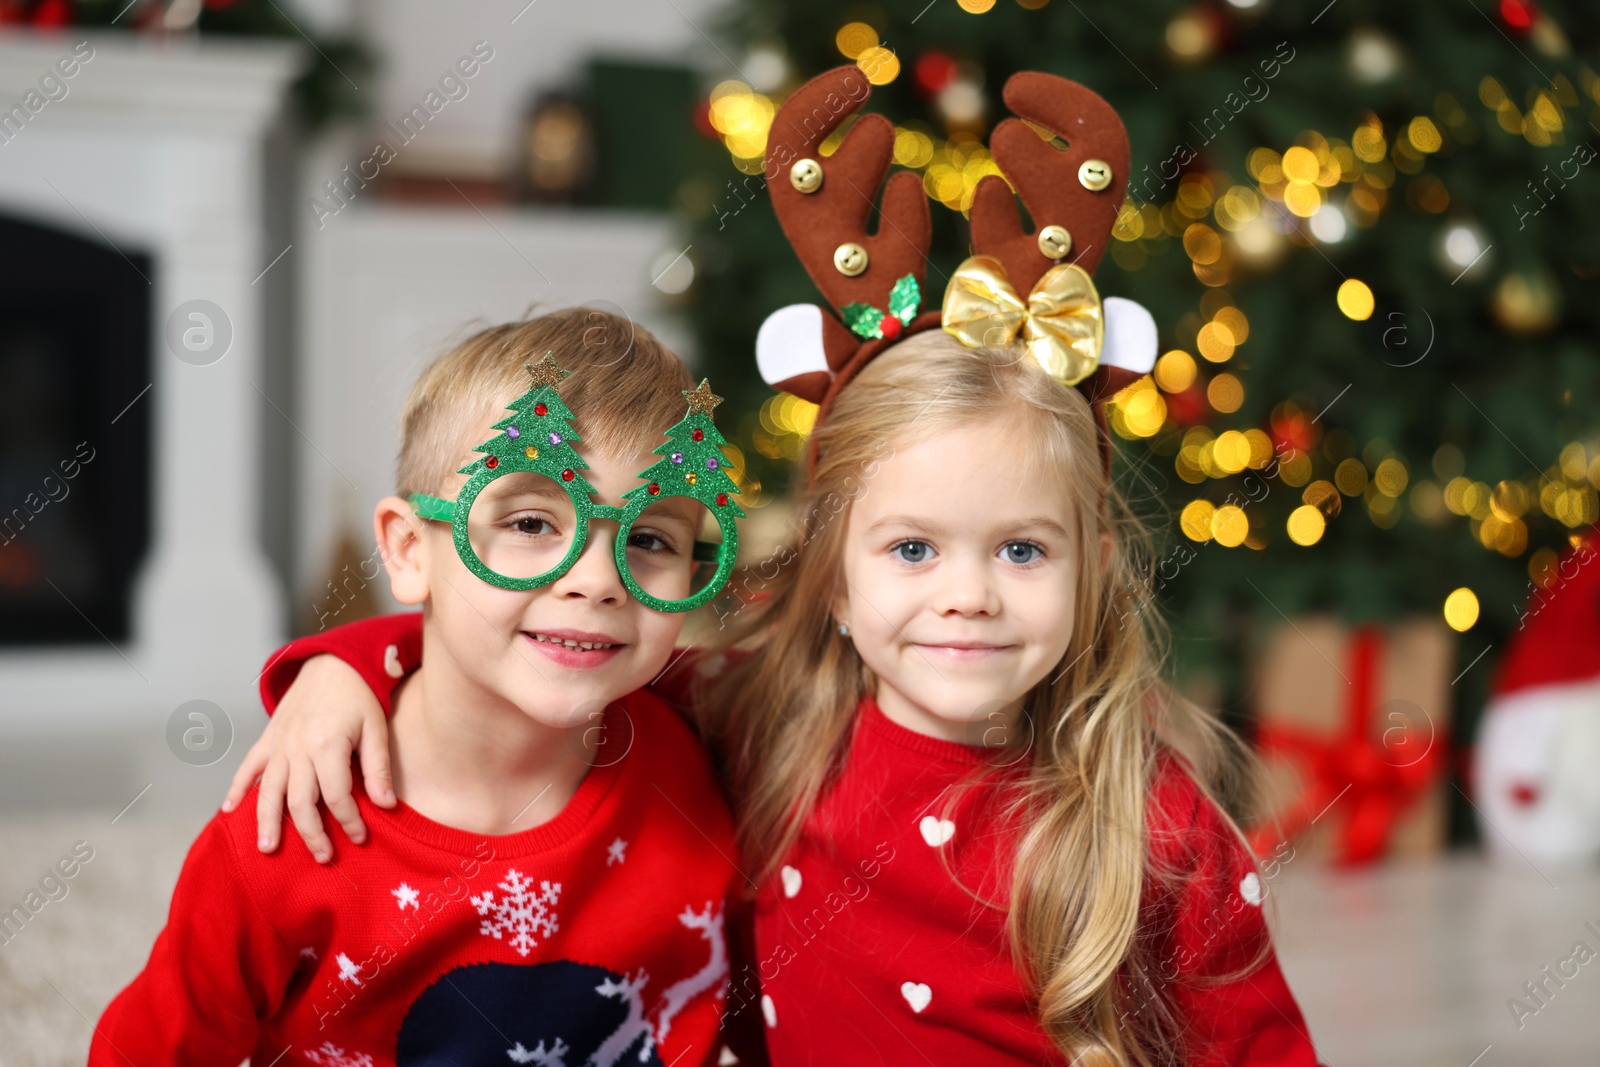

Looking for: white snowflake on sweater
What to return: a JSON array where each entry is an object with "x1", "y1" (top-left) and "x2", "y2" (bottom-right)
[
  {"x1": 471, "y1": 867, "x2": 561, "y2": 957},
  {"x1": 302, "y1": 1041, "x2": 375, "y2": 1066},
  {"x1": 506, "y1": 1036, "x2": 568, "y2": 1065},
  {"x1": 392, "y1": 882, "x2": 420, "y2": 910},
  {"x1": 335, "y1": 952, "x2": 364, "y2": 987}
]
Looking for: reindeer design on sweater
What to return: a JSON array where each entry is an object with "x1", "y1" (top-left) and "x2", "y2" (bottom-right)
[
  {"x1": 394, "y1": 900, "x2": 728, "y2": 1067},
  {"x1": 588, "y1": 902, "x2": 729, "y2": 1066}
]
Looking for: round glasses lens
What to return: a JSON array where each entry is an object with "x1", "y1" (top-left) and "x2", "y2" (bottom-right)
[
  {"x1": 465, "y1": 472, "x2": 578, "y2": 582},
  {"x1": 622, "y1": 495, "x2": 722, "y2": 604}
]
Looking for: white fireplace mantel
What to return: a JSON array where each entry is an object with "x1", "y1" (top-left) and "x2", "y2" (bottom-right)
[{"x1": 0, "y1": 32, "x2": 304, "y2": 735}]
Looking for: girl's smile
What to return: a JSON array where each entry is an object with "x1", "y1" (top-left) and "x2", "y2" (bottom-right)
[{"x1": 835, "y1": 420, "x2": 1089, "y2": 744}]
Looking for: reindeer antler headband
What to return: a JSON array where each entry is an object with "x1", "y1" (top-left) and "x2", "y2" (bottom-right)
[{"x1": 754, "y1": 66, "x2": 1157, "y2": 478}]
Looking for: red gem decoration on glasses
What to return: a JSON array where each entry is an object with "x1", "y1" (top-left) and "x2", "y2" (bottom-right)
[
  {"x1": 691, "y1": 428, "x2": 705, "y2": 442},
  {"x1": 485, "y1": 456, "x2": 499, "y2": 469},
  {"x1": 534, "y1": 402, "x2": 549, "y2": 417},
  {"x1": 647, "y1": 483, "x2": 661, "y2": 496},
  {"x1": 716, "y1": 492, "x2": 729, "y2": 506},
  {"x1": 561, "y1": 468, "x2": 575, "y2": 482}
]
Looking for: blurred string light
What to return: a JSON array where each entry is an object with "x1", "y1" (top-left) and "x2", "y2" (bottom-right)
[
  {"x1": 1443, "y1": 587, "x2": 1480, "y2": 631},
  {"x1": 708, "y1": 79, "x2": 775, "y2": 171},
  {"x1": 1347, "y1": 26, "x2": 1404, "y2": 83},
  {"x1": 1336, "y1": 278, "x2": 1374, "y2": 320},
  {"x1": 1437, "y1": 220, "x2": 1491, "y2": 279},
  {"x1": 649, "y1": 246, "x2": 694, "y2": 296},
  {"x1": 743, "y1": 43, "x2": 789, "y2": 93},
  {"x1": 835, "y1": 22, "x2": 877, "y2": 58},
  {"x1": 753, "y1": 393, "x2": 818, "y2": 461},
  {"x1": 1478, "y1": 73, "x2": 1581, "y2": 147}
]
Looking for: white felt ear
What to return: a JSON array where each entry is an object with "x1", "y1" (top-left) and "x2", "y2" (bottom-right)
[
  {"x1": 756, "y1": 304, "x2": 832, "y2": 388},
  {"x1": 1101, "y1": 297, "x2": 1158, "y2": 375}
]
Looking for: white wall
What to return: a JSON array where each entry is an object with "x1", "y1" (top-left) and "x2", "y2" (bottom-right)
[{"x1": 342, "y1": 0, "x2": 731, "y2": 177}]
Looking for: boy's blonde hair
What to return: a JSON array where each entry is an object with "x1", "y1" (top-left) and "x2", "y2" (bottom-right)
[
  {"x1": 397, "y1": 307, "x2": 695, "y2": 498},
  {"x1": 706, "y1": 330, "x2": 1263, "y2": 1066}
]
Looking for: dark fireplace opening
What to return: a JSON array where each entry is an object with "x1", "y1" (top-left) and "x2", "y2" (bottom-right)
[{"x1": 0, "y1": 215, "x2": 152, "y2": 645}]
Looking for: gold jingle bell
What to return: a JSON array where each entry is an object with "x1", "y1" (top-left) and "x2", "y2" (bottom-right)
[
  {"x1": 790, "y1": 158, "x2": 824, "y2": 194},
  {"x1": 833, "y1": 242, "x2": 868, "y2": 277},
  {"x1": 1077, "y1": 159, "x2": 1113, "y2": 192},
  {"x1": 1037, "y1": 225, "x2": 1073, "y2": 260}
]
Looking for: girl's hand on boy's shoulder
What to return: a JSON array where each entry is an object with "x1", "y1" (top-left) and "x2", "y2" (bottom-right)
[{"x1": 222, "y1": 654, "x2": 395, "y2": 863}]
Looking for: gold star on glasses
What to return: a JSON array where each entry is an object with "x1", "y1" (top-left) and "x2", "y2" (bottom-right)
[
  {"x1": 681, "y1": 379, "x2": 724, "y2": 416},
  {"x1": 524, "y1": 352, "x2": 570, "y2": 389}
]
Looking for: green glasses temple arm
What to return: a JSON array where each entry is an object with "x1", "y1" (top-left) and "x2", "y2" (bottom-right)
[
  {"x1": 409, "y1": 493, "x2": 455, "y2": 522},
  {"x1": 407, "y1": 493, "x2": 720, "y2": 563}
]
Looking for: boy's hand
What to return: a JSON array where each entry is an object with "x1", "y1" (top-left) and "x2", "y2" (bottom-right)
[{"x1": 222, "y1": 655, "x2": 395, "y2": 863}]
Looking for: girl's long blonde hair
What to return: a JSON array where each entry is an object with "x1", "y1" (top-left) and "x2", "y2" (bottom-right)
[{"x1": 706, "y1": 331, "x2": 1262, "y2": 1065}]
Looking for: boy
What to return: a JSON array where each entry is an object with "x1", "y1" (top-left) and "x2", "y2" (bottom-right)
[{"x1": 93, "y1": 310, "x2": 744, "y2": 1067}]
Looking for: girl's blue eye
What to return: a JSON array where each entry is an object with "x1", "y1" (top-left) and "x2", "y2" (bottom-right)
[
  {"x1": 1001, "y1": 541, "x2": 1042, "y2": 564},
  {"x1": 892, "y1": 539, "x2": 933, "y2": 564}
]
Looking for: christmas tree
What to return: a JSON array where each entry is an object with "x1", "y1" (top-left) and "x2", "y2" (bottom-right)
[
  {"x1": 611, "y1": 0, "x2": 1599, "y2": 765},
  {"x1": 625, "y1": 380, "x2": 747, "y2": 520},
  {"x1": 464, "y1": 353, "x2": 597, "y2": 500}
]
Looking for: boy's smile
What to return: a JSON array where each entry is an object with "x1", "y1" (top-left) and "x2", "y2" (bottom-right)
[{"x1": 378, "y1": 436, "x2": 693, "y2": 737}]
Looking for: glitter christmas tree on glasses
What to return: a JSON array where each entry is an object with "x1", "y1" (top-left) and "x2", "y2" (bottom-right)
[{"x1": 409, "y1": 353, "x2": 744, "y2": 612}]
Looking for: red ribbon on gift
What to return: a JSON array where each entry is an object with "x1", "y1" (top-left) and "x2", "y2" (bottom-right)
[{"x1": 1248, "y1": 627, "x2": 1446, "y2": 865}]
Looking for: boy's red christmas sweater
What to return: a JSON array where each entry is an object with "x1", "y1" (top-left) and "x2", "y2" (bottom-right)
[
  {"x1": 258, "y1": 613, "x2": 1322, "y2": 1066},
  {"x1": 93, "y1": 679, "x2": 741, "y2": 1067}
]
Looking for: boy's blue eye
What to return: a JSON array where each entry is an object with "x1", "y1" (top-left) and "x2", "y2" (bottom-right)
[
  {"x1": 1001, "y1": 541, "x2": 1042, "y2": 564},
  {"x1": 892, "y1": 540, "x2": 932, "y2": 564}
]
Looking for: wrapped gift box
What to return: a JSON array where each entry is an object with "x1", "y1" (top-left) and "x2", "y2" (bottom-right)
[{"x1": 1248, "y1": 616, "x2": 1454, "y2": 864}]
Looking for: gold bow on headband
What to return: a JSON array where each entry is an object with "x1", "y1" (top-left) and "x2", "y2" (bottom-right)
[{"x1": 940, "y1": 254, "x2": 1105, "y2": 386}]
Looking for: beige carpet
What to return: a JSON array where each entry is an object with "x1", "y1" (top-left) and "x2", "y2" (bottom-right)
[{"x1": 3, "y1": 805, "x2": 1597, "y2": 1065}]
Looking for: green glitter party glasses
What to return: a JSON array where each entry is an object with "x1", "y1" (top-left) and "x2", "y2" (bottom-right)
[{"x1": 407, "y1": 354, "x2": 744, "y2": 613}]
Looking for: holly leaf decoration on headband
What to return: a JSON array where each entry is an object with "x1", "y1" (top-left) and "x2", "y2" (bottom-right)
[{"x1": 841, "y1": 273, "x2": 922, "y2": 341}]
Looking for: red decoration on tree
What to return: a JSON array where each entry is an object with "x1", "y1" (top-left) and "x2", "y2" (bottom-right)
[
  {"x1": 914, "y1": 52, "x2": 957, "y2": 96},
  {"x1": 716, "y1": 492, "x2": 729, "y2": 507},
  {"x1": 1270, "y1": 405, "x2": 1320, "y2": 453},
  {"x1": 534, "y1": 402, "x2": 549, "y2": 417},
  {"x1": 485, "y1": 455, "x2": 499, "y2": 469},
  {"x1": 693, "y1": 99, "x2": 718, "y2": 139},
  {"x1": 561, "y1": 468, "x2": 575, "y2": 482},
  {"x1": 647, "y1": 483, "x2": 661, "y2": 496},
  {"x1": 30, "y1": 0, "x2": 70, "y2": 27},
  {"x1": 1166, "y1": 386, "x2": 1209, "y2": 427},
  {"x1": 1498, "y1": 0, "x2": 1536, "y2": 33},
  {"x1": 691, "y1": 428, "x2": 705, "y2": 442}
]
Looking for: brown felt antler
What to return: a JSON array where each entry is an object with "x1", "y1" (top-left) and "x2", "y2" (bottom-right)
[
  {"x1": 755, "y1": 66, "x2": 936, "y2": 404},
  {"x1": 970, "y1": 71, "x2": 1131, "y2": 289},
  {"x1": 755, "y1": 67, "x2": 1156, "y2": 481},
  {"x1": 766, "y1": 66, "x2": 932, "y2": 316},
  {"x1": 971, "y1": 72, "x2": 1140, "y2": 476}
]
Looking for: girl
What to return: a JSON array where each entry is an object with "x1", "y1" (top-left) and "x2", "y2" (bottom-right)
[{"x1": 236, "y1": 332, "x2": 1319, "y2": 1065}]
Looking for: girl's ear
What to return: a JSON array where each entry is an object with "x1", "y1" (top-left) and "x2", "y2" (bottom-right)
[{"x1": 374, "y1": 496, "x2": 432, "y2": 606}]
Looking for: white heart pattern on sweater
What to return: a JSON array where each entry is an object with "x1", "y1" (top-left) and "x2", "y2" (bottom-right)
[
  {"x1": 1239, "y1": 872, "x2": 1263, "y2": 906},
  {"x1": 919, "y1": 816, "x2": 955, "y2": 847},
  {"x1": 781, "y1": 865, "x2": 802, "y2": 898},
  {"x1": 901, "y1": 981, "x2": 932, "y2": 1014}
]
